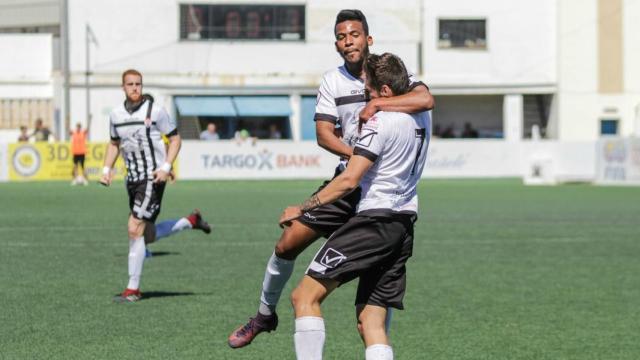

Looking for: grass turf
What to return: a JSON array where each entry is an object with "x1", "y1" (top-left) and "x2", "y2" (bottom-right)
[{"x1": 0, "y1": 179, "x2": 638, "y2": 359}]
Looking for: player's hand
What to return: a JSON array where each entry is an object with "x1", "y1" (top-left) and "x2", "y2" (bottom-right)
[
  {"x1": 168, "y1": 169, "x2": 176, "y2": 184},
  {"x1": 359, "y1": 98, "x2": 379, "y2": 123},
  {"x1": 279, "y1": 206, "x2": 303, "y2": 228},
  {"x1": 152, "y1": 169, "x2": 170, "y2": 183},
  {"x1": 99, "y1": 173, "x2": 112, "y2": 187}
]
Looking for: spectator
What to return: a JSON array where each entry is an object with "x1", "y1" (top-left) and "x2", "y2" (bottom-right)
[
  {"x1": 200, "y1": 123, "x2": 220, "y2": 141},
  {"x1": 235, "y1": 128, "x2": 256, "y2": 146},
  {"x1": 441, "y1": 125, "x2": 455, "y2": 138},
  {"x1": 461, "y1": 122, "x2": 479, "y2": 138},
  {"x1": 268, "y1": 124, "x2": 282, "y2": 139},
  {"x1": 33, "y1": 118, "x2": 53, "y2": 142},
  {"x1": 18, "y1": 126, "x2": 29, "y2": 142}
]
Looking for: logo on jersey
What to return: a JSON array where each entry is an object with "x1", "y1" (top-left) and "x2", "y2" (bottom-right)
[
  {"x1": 364, "y1": 115, "x2": 379, "y2": 129},
  {"x1": 356, "y1": 130, "x2": 378, "y2": 148},
  {"x1": 320, "y1": 248, "x2": 347, "y2": 268},
  {"x1": 12, "y1": 145, "x2": 40, "y2": 177}
]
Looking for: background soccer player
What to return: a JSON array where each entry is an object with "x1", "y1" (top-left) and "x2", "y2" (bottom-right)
[
  {"x1": 228, "y1": 9, "x2": 434, "y2": 348},
  {"x1": 70, "y1": 122, "x2": 88, "y2": 185},
  {"x1": 101, "y1": 69, "x2": 211, "y2": 303},
  {"x1": 284, "y1": 52, "x2": 431, "y2": 360}
]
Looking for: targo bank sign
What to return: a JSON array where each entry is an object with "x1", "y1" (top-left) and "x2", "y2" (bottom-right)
[{"x1": 179, "y1": 141, "x2": 339, "y2": 179}]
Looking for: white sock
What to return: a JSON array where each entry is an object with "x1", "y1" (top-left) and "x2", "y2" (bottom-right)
[
  {"x1": 294, "y1": 317, "x2": 325, "y2": 360},
  {"x1": 365, "y1": 344, "x2": 394, "y2": 360},
  {"x1": 126, "y1": 236, "x2": 146, "y2": 289},
  {"x1": 172, "y1": 217, "x2": 192, "y2": 232},
  {"x1": 258, "y1": 252, "x2": 295, "y2": 315}
]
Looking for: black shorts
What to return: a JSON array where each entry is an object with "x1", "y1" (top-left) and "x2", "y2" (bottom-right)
[
  {"x1": 126, "y1": 180, "x2": 166, "y2": 223},
  {"x1": 297, "y1": 168, "x2": 361, "y2": 238},
  {"x1": 306, "y1": 209, "x2": 415, "y2": 310},
  {"x1": 73, "y1": 154, "x2": 85, "y2": 167}
]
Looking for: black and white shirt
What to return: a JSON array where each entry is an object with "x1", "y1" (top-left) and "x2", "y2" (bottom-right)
[
  {"x1": 109, "y1": 99, "x2": 177, "y2": 182},
  {"x1": 314, "y1": 65, "x2": 424, "y2": 170},
  {"x1": 353, "y1": 110, "x2": 431, "y2": 214}
]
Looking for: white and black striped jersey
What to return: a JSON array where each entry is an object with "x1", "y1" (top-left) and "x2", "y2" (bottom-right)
[
  {"x1": 109, "y1": 98, "x2": 177, "y2": 182},
  {"x1": 352, "y1": 110, "x2": 431, "y2": 215},
  {"x1": 314, "y1": 65, "x2": 425, "y2": 170}
]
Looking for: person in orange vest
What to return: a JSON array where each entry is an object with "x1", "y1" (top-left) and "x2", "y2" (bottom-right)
[{"x1": 70, "y1": 122, "x2": 89, "y2": 185}]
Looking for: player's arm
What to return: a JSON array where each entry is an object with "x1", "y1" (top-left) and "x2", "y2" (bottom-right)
[
  {"x1": 100, "y1": 140, "x2": 120, "y2": 186},
  {"x1": 279, "y1": 154, "x2": 373, "y2": 227},
  {"x1": 314, "y1": 74, "x2": 353, "y2": 158},
  {"x1": 153, "y1": 133, "x2": 181, "y2": 183},
  {"x1": 359, "y1": 83, "x2": 435, "y2": 122},
  {"x1": 316, "y1": 121, "x2": 353, "y2": 159}
]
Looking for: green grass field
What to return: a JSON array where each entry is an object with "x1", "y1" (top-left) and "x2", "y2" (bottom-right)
[{"x1": 0, "y1": 179, "x2": 639, "y2": 359}]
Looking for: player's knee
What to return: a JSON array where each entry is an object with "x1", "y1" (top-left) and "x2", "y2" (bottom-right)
[
  {"x1": 127, "y1": 229, "x2": 139, "y2": 239},
  {"x1": 290, "y1": 286, "x2": 313, "y2": 312},
  {"x1": 127, "y1": 223, "x2": 144, "y2": 239},
  {"x1": 274, "y1": 240, "x2": 298, "y2": 259},
  {"x1": 290, "y1": 287, "x2": 303, "y2": 310},
  {"x1": 358, "y1": 315, "x2": 386, "y2": 339},
  {"x1": 275, "y1": 225, "x2": 317, "y2": 260}
]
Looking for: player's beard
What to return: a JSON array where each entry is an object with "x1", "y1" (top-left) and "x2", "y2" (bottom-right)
[
  {"x1": 344, "y1": 45, "x2": 369, "y2": 78},
  {"x1": 124, "y1": 92, "x2": 143, "y2": 113},
  {"x1": 127, "y1": 92, "x2": 142, "y2": 104}
]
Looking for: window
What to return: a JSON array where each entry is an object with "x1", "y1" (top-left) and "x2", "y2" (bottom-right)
[
  {"x1": 438, "y1": 19, "x2": 486, "y2": 49},
  {"x1": 431, "y1": 95, "x2": 503, "y2": 139},
  {"x1": 600, "y1": 119, "x2": 618, "y2": 136},
  {"x1": 180, "y1": 4, "x2": 305, "y2": 41},
  {"x1": 174, "y1": 96, "x2": 293, "y2": 140}
]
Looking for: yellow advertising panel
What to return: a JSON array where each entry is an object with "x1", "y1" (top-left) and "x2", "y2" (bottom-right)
[{"x1": 9, "y1": 143, "x2": 127, "y2": 181}]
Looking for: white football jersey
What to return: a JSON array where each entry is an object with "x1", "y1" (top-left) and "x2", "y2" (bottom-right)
[
  {"x1": 109, "y1": 99, "x2": 177, "y2": 182},
  {"x1": 314, "y1": 65, "x2": 424, "y2": 170},
  {"x1": 352, "y1": 110, "x2": 432, "y2": 214}
]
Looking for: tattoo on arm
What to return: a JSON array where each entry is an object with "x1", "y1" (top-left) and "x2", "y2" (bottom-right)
[{"x1": 300, "y1": 194, "x2": 322, "y2": 212}]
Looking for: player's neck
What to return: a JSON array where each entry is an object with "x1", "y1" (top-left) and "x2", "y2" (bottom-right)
[
  {"x1": 344, "y1": 61, "x2": 364, "y2": 80},
  {"x1": 124, "y1": 98, "x2": 144, "y2": 114}
]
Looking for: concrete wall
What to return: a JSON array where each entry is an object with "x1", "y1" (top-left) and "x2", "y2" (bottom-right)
[
  {"x1": 67, "y1": 0, "x2": 420, "y2": 80},
  {"x1": 0, "y1": 34, "x2": 53, "y2": 99},
  {"x1": 555, "y1": 0, "x2": 640, "y2": 141},
  {"x1": 423, "y1": 0, "x2": 557, "y2": 90}
]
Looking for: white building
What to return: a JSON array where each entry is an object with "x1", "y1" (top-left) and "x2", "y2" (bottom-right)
[{"x1": 0, "y1": 0, "x2": 638, "y2": 144}]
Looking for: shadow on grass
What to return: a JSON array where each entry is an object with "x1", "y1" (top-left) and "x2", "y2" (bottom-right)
[
  {"x1": 141, "y1": 291, "x2": 195, "y2": 300},
  {"x1": 147, "y1": 251, "x2": 180, "y2": 257},
  {"x1": 113, "y1": 291, "x2": 216, "y2": 303},
  {"x1": 113, "y1": 251, "x2": 181, "y2": 258}
]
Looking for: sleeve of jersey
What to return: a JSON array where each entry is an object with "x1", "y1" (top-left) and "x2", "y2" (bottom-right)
[
  {"x1": 156, "y1": 108, "x2": 179, "y2": 137},
  {"x1": 408, "y1": 73, "x2": 429, "y2": 91},
  {"x1": 314, "y1": 76, "x2": 338, "y2": 124},
  {"x1": 109, "y1": 113, "x2": 120, "y2": 141},
  {"x1": 353, "y1": 118, "x2": 386, "y2": 163}
]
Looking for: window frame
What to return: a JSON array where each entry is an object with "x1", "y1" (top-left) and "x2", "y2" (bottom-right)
[
  {"x1": 437, "y1": 18, "x2": 488, "y2": 50},
  {"x1": 178, "y1": 3, "x2": 306, "y2": 42},
  {"x1": 600, "y1": 118, "x2": 619, "y2": 136}
]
